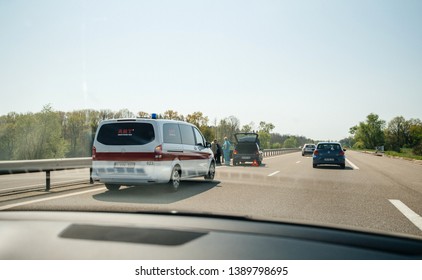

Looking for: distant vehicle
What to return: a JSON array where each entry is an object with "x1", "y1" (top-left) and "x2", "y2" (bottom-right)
[
  {"x1": 302, "y1": 143, "x2": 316, "y2": 156},
  {"x1": 313, "y1": 142, "x2": 346, "y2": 169},
  {"x1": 92, "y1": 116, "x2": 215, "y2": 191},
  {"x1": 232, "y1": 133, "x2": 263, "y2": 166}
]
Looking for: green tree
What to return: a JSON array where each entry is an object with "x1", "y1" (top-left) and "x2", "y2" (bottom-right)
[
  {"x1": 200, "y1": 126, "x2": 214, "y2": 143},
  {"x1": 64, "y1": 110, "x2": 95, "y2": 157},
  {"x1": 114, "y1": 109, "x2": 136, "y2": 118},
  {"x1": 258, "y1": 121, "x2": 275, "y2": 133},
  {"x1": 270, "y1": 133, "x2": 288, "y2": 148},
  {"x1": 271, "y1": 142, "x2": 282, "y2": 149},
  {"x1": 13, "y1": 105, "x2": 68, "y2": 159},
  {"x1": 350, "y1": 113, "x2": 385, "y2": 149},
  {"x1": 137, "y1": 111, "x2": 150, "y2": 118},
  {"x1": 98, "y1": 109, "x2": 114, "y2": 120},
  {"x1": 163, "y1": 110, "x2": 184, "y2": 121},
  {"x1": 385, "y1": 116, "x2": 407, "y2": 152},
  {"x1": 408, "y1": 119, "x2": 422, "y2": 155},
  {"x1": 339, "y1": 136, "x2": 355, "y2": 149},
  {"x1": 408, "y1": 119, "x2": 422, "y2": 147},
  {"x1": 240, "y1": 122, "x2": 254, "y2": 133},
  {"x1": 186, "y1": 112, "x2": 208, "y2": 128},
  {"x1": 283, "y1": 136, "x2": 298, "y2": 148},
  {"x1": 217, "y1": 116, "x2": 240, "y2": 142},
  {"x1": 186, "y1": 112, "x2": 214, "y2": 142},
  {"x1": 257, "y1": 121, "x2": 275, "y2": 149},
  {"x1": 0, "y1": 112, "x2": 19, "y2": 160},
  {"x1": 14, "y1": 113, "x2": 38, "y2": 159},
  {"x1": 36, "y1": 105, "x2": 68, "y2": 158}
]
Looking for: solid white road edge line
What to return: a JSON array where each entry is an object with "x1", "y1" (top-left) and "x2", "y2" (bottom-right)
[
  {"x1": 389, "y1": 199, "x2": 422, "y2": 231},
  {"x1": 0, "y1": 187, "x2": 106, "y2": 211},
  {"x1": 268, "y1": 171, "x2": 280, "y2": 177},
  {"x1": 346, "y1": 158, "x2": 360, "y2": 170}
]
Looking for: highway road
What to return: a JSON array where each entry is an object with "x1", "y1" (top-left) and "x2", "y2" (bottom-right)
[{"x1": 1, "y1": 151, "x2": 422, "y2": 238}]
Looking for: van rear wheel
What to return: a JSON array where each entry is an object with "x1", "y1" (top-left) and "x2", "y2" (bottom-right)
[
  {"x1": 204, "y1": 162, "x2": 215, "y2": 180},
  {"x1": 169, "y1": 166, "x2": 181, "y2": 192},
  {"x1": 105, "y1": 184, "x2": 120, "y2": 191}
]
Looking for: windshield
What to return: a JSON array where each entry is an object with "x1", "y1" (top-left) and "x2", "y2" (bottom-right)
[{"x1": 1, "y1": 0, "x2": 422, "y2": 269}]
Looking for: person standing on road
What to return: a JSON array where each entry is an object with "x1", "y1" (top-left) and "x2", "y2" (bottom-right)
[
  {"x1": 211, "y1": 139, "x2": 217, "y2": 157},
  {"x1": 215, "y1": 140, "x2": 222, "y2": 165},
  {"x1": 212, "y1": 139, "x2": 221, "y2": 165},
  {"x1": 222, "y1": 136, "x2": 231, "y2": 166}
]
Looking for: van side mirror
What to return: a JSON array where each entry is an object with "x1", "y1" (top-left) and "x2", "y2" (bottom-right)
[{"x1": 206, "y1": 142, "x2": 211, "y2": 148}]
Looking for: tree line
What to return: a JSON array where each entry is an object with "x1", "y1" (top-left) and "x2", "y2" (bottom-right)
[
  {"x1": 342, "y1": 113, "x2": 422, "y2": 155},
  {"x1": 0, "y1": 105, "x2": 314, "y2": 160}
]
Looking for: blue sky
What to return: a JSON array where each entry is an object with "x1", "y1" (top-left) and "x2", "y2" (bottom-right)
[{"x1": 0, "y1": 0, "x2": 421, "y2": 140}]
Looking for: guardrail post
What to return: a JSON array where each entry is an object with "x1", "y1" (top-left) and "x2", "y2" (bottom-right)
[
  {"x1": 46, "y1": 170, "x2": 51, "y2": 191},
  {"x1": 90, "y1": 168, "x2": 93, "y2": 184}
]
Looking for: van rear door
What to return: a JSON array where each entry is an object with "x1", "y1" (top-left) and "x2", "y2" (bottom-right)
[{"x1": 92, "y1": 121, "x2": 157, "y2": 181}]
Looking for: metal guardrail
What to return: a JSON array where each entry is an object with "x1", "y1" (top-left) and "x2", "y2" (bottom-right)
[
  {"x1": 0, "y1": 158, "x2": 92, "y2": 191},
  {"x1": 262, "y1": 148, "x2": 301, "y2": 157}
]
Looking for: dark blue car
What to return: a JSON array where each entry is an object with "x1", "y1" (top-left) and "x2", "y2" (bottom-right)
[{"x1": 313, "y1": 142, "x2": 346, "y2": 169}]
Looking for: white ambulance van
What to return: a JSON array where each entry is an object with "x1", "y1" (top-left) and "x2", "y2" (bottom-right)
[{"x1": 91, "y1": 116, "x2": 215, "y2": 191}]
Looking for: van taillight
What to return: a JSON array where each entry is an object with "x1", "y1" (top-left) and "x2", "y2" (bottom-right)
[
  {"x1": 154, "y1": 145, "x2": 163, "y2": 159},
  {"x1": 92, "y1": 146, "x2": 96, "y2": 159}
]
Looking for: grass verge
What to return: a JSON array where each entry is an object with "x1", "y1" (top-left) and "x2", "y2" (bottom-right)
[{"x1": 384, "y1": 148, "x2": 422, "y2": 161}]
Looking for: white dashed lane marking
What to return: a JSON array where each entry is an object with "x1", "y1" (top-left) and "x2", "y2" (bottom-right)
[
  {"x1": 346, "y1": 158, "x2": 360, "y2": 170},
  {"x1": 268, "y1": 171, "x2": 280, "y2": 177},
  {"x1": 389, "y1": 199, "x2": 422, "y2": 231}
]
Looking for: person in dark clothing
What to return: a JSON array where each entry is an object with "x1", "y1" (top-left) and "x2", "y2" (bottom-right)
[
  {"x1": 214, "y1": 139, "x2": 222, "y2": 165},
  {"x1": 211, "y1": 139, "x2": 217, "y2": 157}
]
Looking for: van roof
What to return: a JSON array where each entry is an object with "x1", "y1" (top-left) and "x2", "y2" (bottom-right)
[{"x1": 98, "y1": 118, "x2": 194, "y2": 125}]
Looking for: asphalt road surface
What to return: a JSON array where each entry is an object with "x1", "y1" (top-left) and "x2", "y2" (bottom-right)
[{"x1": 1, "y1": 151, "x2": 422, "y2": 238}]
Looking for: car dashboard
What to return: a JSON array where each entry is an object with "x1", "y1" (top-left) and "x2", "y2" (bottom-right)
[{"x1": 0, "y1": 211, "x2": 422, "y2": 260}]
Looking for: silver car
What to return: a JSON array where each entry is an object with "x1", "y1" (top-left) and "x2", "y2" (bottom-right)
[{"x1": 302, "y1": 143, "x2": 316, "y2": 156}]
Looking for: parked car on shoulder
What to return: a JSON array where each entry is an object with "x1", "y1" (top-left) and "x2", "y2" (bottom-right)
[
  {"x1": 232, "y1": 133, "x2": 263, "y2": 166},
  {"x1": 313, "y1": 142, "x2": 346, "y2": 169}
]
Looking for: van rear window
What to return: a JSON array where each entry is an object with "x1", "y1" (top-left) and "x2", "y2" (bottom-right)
[{"x1": 96, "y1": 123, "x2": 155, "y2": 145}]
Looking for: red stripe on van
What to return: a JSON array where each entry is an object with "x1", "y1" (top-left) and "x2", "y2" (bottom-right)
[
  {"x1": 181, "y1": 152, "x2": 213, "y2": 160},
  {"x1": 94, "y1": 152, "x2": 156, "y2": 161},
  {"x1": 93, "y1": 152, "x2": 212, "y2": 161}
]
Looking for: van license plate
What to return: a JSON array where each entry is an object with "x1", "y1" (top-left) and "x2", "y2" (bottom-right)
[{"x1": 114, "y1": 162, "x2": 135, "y2": 168}]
